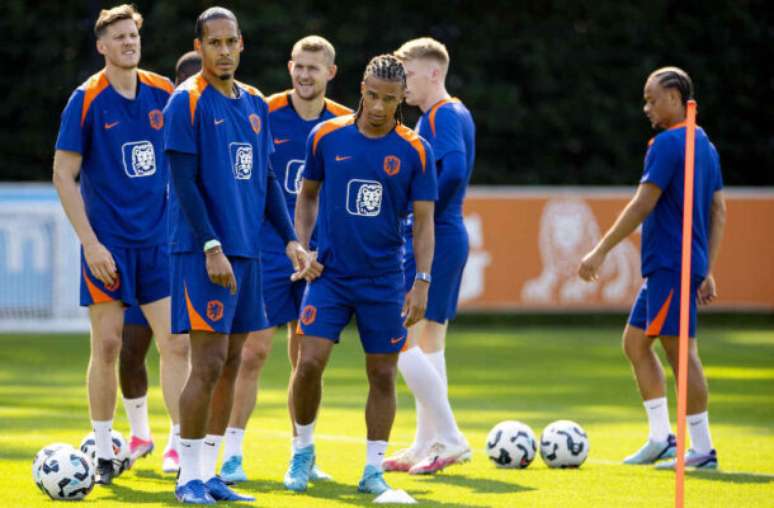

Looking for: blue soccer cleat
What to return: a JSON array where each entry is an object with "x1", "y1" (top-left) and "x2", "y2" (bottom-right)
[
  {"x1": 655, "y1": 448, "x2": 718, "y2": 470},
  {"x1": 220, "y1": 455, "x2": 248, "y2": 484},
  {"x1": 623, "y1": 434, "x2": 677, "y2": 465},
  {"x1": 357, "y1": 465, "x2": 391, "y2": 495},
  {"x1": 283, "y1": 444, "x2": 315, "y2": 492},
  {"x1": 175, "y1": 479, "x2": 215, "y2": 504},
  {"x1": 205, "y1": 476, "x2": 255, "y2": 502}
]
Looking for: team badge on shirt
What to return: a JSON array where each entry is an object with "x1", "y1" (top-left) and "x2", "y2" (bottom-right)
[
  {"x1": 284, "y1": 159, "x2": 305, "y2": 194},
  {"x1": 122, "y1": 140, "x2": 157, "y2": 178},
  {"x1": 383, "y1": 155, "x2": 401, "y2": 176},
  {"x1": 229, "y1": 142, "x2": 253, "y2": 180},
  {"x1": 346, "y1": 179, "x2": 383, "y2": 217}
]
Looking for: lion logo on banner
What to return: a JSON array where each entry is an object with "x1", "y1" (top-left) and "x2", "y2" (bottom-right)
[{"x1": 522, "y1": 198, "x2": 640, "y2": 304}]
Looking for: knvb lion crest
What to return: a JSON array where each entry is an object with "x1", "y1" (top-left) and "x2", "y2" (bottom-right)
[
  {"x1": 346, "y1": 179, "x2": 383, "y2": 217},
  {"x1": 229, "y1": 142, "x2": 253, "y2": 180},
  {"x1": 121, "y1": 141, "x2": 157, "y2": 178}
]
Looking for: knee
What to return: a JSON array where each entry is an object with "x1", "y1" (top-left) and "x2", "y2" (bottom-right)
[
  {"x1": 157, "y1": 334, "x2": 190, "y2": 361},
  {"x1": 295, "y1": 355, "x2": 325, "y2": 383},
  {"x1": 94, "y1": 334, "x2": 122, "y2": 363},
  {"x1": 240, "y1": 339, "x2": 272, "y2": 372},
  {"x1": 192, "y1": 352, "x2": 227, "y2": 388},
  {"x1": 622, "y1": 329, "x2": 650, "y2": 363},
  {"x1": 367, "y1": 363, "x2": 397, "y2": 392}
]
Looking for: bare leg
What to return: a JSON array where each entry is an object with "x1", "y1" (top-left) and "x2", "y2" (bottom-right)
[
  {"x1": 292, "y1": 336, "x2": 334, "y2": 425},
  {"x1": 228, "y1": 328, "x2": 274, "y2": 429},
  {"x1": 119, "y1": 324, "x2": 153, "y2": 399},
  {"x1": 87, "y1": 301, "x2": 124, "y2": 421},
  {"x1": 364, "y1": 353, "x2": 399, "y2": 441},
  {"x1": 622, "y1": 324, "x2": 666, "y2": 401}
]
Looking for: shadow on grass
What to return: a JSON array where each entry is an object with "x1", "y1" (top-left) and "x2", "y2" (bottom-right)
[
  {"x1": 414, "y1": 474, "x2": 536, "y2": 495},
  {"x1": 688, "y1": 469, "x2": 774, "y2": 484}
]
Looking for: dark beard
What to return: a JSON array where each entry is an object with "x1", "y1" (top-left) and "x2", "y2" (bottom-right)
[{"x1": 218, "y1": 73, "x2": 232, "y2": 81}]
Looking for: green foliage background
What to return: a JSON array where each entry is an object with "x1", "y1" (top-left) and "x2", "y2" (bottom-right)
[{"x1": 2, "y1": 0, "x2": 772, "y2": 185}]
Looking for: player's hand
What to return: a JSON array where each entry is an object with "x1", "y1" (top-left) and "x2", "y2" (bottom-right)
[
  {"x1": 578, "y1": 248, "x2": 606, "y2": 282},
  {"x1": 83, "y1": 240, "x2": 118, "y2": 287},
  {"x1": 206, "y1": 249, "x2": 237, "y2": 295},
  {"x1": 697, "y1": 274, "x2": 717, "y2": 305},
  {"x1": 402, "y1": 280, "x2": 429, "y2": 328},
  {"x1": 287, "y1": 241, "x2": 323, "y2": 282}
]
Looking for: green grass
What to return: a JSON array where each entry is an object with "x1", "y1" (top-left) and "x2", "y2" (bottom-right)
[{"x1": 1, "y1": 323, "x2": 773, "y2": 507}]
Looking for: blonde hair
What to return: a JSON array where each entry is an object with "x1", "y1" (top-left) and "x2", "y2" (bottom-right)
[
  {"x1": 291, "y1": 35, "x2": 336, "y2": 65},
  {"x1": 94, "y1": 4, "x2": 143, "y2": 38},
  {"x1": 395, "y1": 37, "x2": 449, "y2": 73}
]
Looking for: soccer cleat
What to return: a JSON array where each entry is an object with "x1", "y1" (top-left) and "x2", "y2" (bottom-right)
[
  {"x1": 408, "y1": 442, "x2": 472, "y2": 475},
  {"x1": 129, "y1": 435, "x2": 154, "y2": 466},
  {"x1": 283, "y1": 444, "x2": 315, "y2": 492},
  {"x1": 162, "y1": 448, "x2": 180, "y2": 473},
  {"x1": 357, "y1": 464, "x2": 391, "y2": 495},
  {"x1": 220, "y1": 455, "x2": 248, "y2": 484},
  {"x1": 655, "y1": 448, "x2": 718, "y2": 470},
  {"x1": 95, "y1": 458, "x2": 118, "y2": 485},
  {"x1": 382, "y1": 447, "x2": 423, "y2": 473},
  {"x1": 623, "y1": 434, "x2": 677, "y2": 465},
  {"x1": 310, "y1": 464, "x2": 333, "y2": 481},
  {"x1": 205, "y1": 476, "x2": 255, "y2": 502},
  {"x1": 175, "y1": 479, "x2": 216, "y2": 504}
]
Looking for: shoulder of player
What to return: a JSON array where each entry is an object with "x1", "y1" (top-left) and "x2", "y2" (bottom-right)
[
  {"x1": 394, "y1": 124, "x2": 430, "y2": 172},
  {"x1": 137, "y1": 69, "x2": 174, "y2": 94},
  {"x1": 235, "y1": 80, "x2": 266, "y2": 101},
  {"x1": 74, "y1": 70, "x2": 110, "y2": 125},
  {"x1": 427, "y1": 98, "x2": 466, "y2": 137},
  {"x1": 267, "y1": 90, "x2": 292, "y2": 113},
  {"x1": 323, "y1": 98, "x2": 353, "y2": 117},
  {"x1": 647, "y1": 127, "x2": 683, "y2": 152},
  {"x1": 170, "y1": 74, "x2": 209, "y2": 125},
  {"x1": 311, "y1": 114, "x2": 356, "y2": 154}
]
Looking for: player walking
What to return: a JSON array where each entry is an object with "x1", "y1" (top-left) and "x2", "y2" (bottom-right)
[{"x1": 579, "y1": 67, "x2": 726, "y2": 470}]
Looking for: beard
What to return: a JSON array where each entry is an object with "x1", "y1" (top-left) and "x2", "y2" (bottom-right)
[{"x1": 218, "y1": 72, "x2": 233, "y2": 81}]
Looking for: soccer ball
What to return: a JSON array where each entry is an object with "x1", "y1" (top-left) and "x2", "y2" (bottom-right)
[
  {"x1": 485, "y1": 420, "x2": 537, "y2": 468},
  {"x1": 38, "y1": 447, "x2": 94, "y2": 500},
  {"x1": 539, "y1": 420, "x2": 589, "y2": 468},
  {"x1": 80, "y1": 430, "x2": 131, "y2": 473},
  {"x1": 32, "y1": 443, "x2": 75, "y2": 490}
]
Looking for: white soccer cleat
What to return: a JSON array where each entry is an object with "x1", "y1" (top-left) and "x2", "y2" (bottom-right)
[
  {"x1": 408, "y1": 442, "x2": 471, "y2": 475},
  {"x1": 382, "y1": 447, "x2": 424, "y2": 472}
]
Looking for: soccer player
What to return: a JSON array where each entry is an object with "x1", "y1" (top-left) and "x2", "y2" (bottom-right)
[
  {"x1": 219, "y1": 35, "x2": 351, "y2": 484},
  {"x1": 578, "y1": 67, "x2": 726, "y2": 470},
  {"x1": 163, "y1": 7, "x2": 317, "y2": 504},
  {"x1": 383, "y1": 37, "x2": 473, "y2": 475},
  {"x1": 116, "y1": 51, "x2": 204, "y2": 476},
  {"x1": 287, "y1": 54, "x2": 438, "y2": 495},
  {"x1": 53, "y1": 4, "x2": 187, "y2": 485}
]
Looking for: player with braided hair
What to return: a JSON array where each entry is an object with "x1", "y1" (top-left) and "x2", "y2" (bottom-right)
[{"x1": 285, "y1": 53, "x2": 438, "y2": 496}]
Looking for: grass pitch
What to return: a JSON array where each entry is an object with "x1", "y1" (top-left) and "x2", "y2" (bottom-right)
[{"x1": 1, "y1": 321, "x2": 772, "y2": 507}]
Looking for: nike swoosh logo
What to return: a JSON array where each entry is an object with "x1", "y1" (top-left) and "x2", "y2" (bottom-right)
[
  {"x1": 204, "y1": 441, "x2": 216, "y2": 446},
  {"x1": 104, "y1": 121, "x2": 119, "y2": 129},
  {"x1": 181, "y1": 443, "x2": 191, "y2": 448},
  {"x1": 214, "y1": 118, "x2": 225, "y2": 125},
  {"x1": 335, "y1": 155, "x2": 352, "y2": 162},
  {"x1": 274, "y1": 138, "x2": 290, "y2": 144},
  {"x1": 135, "y1": 404, "x2": 143, "y2": 409},
  {"x1": 390, "y1": 336, "x2": 403, "y2": 344}
]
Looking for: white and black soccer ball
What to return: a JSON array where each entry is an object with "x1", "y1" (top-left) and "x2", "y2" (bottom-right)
[
  {"x1": 540, "y1": 420, "x2": 589, "y2": 468},
  {"x1": 485, "y1": 420, "x2": 537, "y2": 469},
  {"x1": 38, "y1": 447, "x2": 94, "y2": 500},
  {"x1": 32, "y1": 443, "x2": 75, "y2": 490},
  {"x1": 80, "y1": 430, "x2": 130, "y2": 474}
]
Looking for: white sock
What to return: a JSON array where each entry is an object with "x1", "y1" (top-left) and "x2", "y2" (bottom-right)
[
  {"x1": 92, "y1": 420, "x2": 115, "y2": 460},
  {"x1": 166, "y1": 423, "x2": 180, "y2": 453},
  {"x1": 366, "y1": 440, "x2": 388, "y2": 469},
  {"x1": 643, "y1": 397, "x2": 671, "y2": 443},
  {"x1": 178, "y1": 438, "x2": 203, "y2": 485},
  {"x1": 413, "y1": 398, "x2": 434, "y2": 453},
  {"x1": 295, "y1": 421, "x2": 315, "y2": 449},
  {"x1": 399, "y1": 347, "x2": 465, "y2": 448},
  {"x1": 223, "y1": 427, "x2": 245, "y2": 460},
  {"x1": 200, "y1": 434, "x2": 223, "y2": 481},
  {"x1": 687, "y1": 411, "x2": 714, "y2": 454},
  {"x1": 122, "y1": 395, "x2": 151, "y2": 441},
  {"x1": 426, "y1": 350, "x2": 447, "y2": 388}
]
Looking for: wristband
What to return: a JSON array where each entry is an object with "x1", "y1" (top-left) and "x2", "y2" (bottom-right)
[
  {"x1": 203, "y1": 239, "x2": 221, "y2": 252},
  {"x1": 415, "y1": 271, "x2": 432, "y2": 284}
]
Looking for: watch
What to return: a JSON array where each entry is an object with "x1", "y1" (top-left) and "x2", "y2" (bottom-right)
[
  {"x1": 415, "y1": 271, "x2": 432, "y2": 284},
  {"x1": 203, "y1": 239, "x2": 222, "y2": 252}
]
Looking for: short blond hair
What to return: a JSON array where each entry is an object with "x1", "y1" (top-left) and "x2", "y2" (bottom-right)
[
  {"x1": 291, "y1": 35, "x2": 336, "y2": 65},
  {"x1": 94, "y1": 4, "x2": 143, "y2": 38},
  {"x1": 395, "y1": 37, "x2": 450, "y2": 72}
]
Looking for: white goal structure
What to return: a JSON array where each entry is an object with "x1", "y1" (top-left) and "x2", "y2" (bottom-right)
[{"x1": 0, "y1": 184, "x2": 88, "y2": 332}]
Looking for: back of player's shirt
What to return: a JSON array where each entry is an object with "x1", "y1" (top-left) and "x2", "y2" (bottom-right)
[
  {"x1": 55, "y1": 69, "x2": 173, "y2": 247},
  {"x1": 640, "y1": 124, "x2": 723, "y2": 279},
  {"x1": 261, "y1": 91, "x2": 351, "y2": 253},
  {"x1": 415, "y1": 98, "x2": 475, "y2": 234},
  {"x1": 163, "y1": 74, "x2": 273, "y2": 258},
  {"x1": 304, "y1": 116, "x2": 438, "y2": 277}
]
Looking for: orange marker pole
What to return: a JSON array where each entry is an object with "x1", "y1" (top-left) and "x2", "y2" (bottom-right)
[{"x1": 675, "y1": 99, "x2": 697, "y2": 508}]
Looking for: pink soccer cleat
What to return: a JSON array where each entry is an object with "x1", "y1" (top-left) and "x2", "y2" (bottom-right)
[
  {"x1": 408, "y1": 442, "x2": 471, "y2": 475},
  {"x1": 382, "y1": 447, "x2": 423, "y2": 472},
  {"x1": 162, "y1": 448, "x2": 180, "y2": 473},
  {"x1": 128, "y1": 435, "x2": 154, "y2": 467}
]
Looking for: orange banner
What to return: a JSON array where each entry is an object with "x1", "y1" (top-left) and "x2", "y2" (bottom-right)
[{"x1": 457, "y1": 188, "x2": 774, "y2": 312}]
